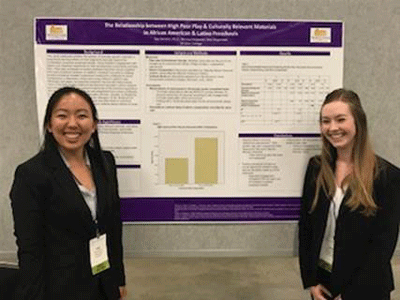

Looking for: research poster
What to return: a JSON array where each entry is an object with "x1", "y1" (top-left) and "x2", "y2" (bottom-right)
[{"x1": 34, "y1": 18, "x2": 343, "y2": 223}]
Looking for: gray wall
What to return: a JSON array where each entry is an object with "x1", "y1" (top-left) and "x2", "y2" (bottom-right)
[{"x1": 1, "y1": 0, "x2": 400, "y2": 261}]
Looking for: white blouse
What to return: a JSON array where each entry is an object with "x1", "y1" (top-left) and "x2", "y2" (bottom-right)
[
  {"x1": 59, "y1": 151, "x2": 97, "y2": 220},
  {"x1": 319, "y1": 186, "x2": 345, "y2": 265}
]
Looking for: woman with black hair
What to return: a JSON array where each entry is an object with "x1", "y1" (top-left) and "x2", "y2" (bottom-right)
[{"x1": 10, "y1": 87, "x2": 127, "y2": 299}]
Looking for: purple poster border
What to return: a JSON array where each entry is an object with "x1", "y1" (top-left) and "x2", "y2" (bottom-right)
[{"x1": 36, "y1": 18, "x2": 343, "y2": 47}]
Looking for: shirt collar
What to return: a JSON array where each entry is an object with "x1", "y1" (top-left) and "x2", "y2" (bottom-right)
[{"x1": 59, "y1": 149, "x2": 91, "y2": 169}]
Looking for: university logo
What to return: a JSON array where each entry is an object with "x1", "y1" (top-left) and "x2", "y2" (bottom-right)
[
  {"x1": 310, "y1": 28, "x2": 331, "y2": 43},
  {"x1": 45, "y1": 25, "x2": 68, "y2": 41}
]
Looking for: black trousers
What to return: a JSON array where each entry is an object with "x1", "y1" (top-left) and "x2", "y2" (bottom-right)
[
  {"x1": 342, "y1": 289, "x2": 390, "y2": 300},
  {"x1": 0, "y1": 267, "x2": 19, "y2": 300},
  {"x1": 313, "y1": 267, "x2": 391, "y2": 300},
  {"x1": 90, "y1": 276, "x2": 108, "y2": 300}
]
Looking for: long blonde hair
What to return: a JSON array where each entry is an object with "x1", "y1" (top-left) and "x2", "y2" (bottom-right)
[{"x1": 311, "y1": 89, "x2": 378, "y2": 216}]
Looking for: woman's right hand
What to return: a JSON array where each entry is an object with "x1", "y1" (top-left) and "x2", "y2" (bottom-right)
[
  {"x1": 310, "y1": 284, "x2": 333, "y2": 300},
  {"x1": 119, "y1": 286, "x2": 127, "y2": 299}
]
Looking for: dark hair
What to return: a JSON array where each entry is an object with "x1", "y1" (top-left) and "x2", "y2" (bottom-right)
[{"x1": 42, "y1": 87, "x2": 108, "y2": 178}]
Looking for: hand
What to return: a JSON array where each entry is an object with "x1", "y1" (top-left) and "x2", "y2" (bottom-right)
[
  {"x1": 334, "y1": 295, "x2": 342, "y2": 300},
  {"x1": 310, "y1": 284, "x2": 333, "y2": 300},
  {"x1": 119, "y1": 286, "x2": 127, "y2": 299}
]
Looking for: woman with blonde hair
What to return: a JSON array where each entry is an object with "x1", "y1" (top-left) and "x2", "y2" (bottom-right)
[{"x1": 299, "y1": 88, "x2": 400, "y2": 299}]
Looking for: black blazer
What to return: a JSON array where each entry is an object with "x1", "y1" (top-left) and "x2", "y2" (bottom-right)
[
  {"x1": 10, "y1": 144, "x2": 125, "y2": 300},
  {"x1": 299, "y1": 155, "x2": 400, "y2": 298}
]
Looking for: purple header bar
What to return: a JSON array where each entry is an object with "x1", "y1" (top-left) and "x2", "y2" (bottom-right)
[
  {"x1": 241, "y1": 51, "x2": 330, "y2": 56},
  {"x1": 36, "y1": 18, "x2": 343, "y2": 47},
  {"x1": 47, "y1": 49, "x2": 139, "y2": 54},
  {"x1": 145, "y1": 50, "x2": 236, "y2": 55},
  {"x1": 116, "y1": 165, "x2": 141, "y2": 169},
  {"x1": 99, "y1": 119, "x2": 141, "y2": 124},
  {"x1": 239, "y1": 133, "x2": 321, "y2": 138}
]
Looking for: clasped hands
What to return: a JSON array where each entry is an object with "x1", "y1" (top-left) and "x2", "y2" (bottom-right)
[{"x1": 310, "y1": 284, "x2": 341, "y2": 300}]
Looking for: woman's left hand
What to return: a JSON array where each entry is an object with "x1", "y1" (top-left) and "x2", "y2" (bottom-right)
[{"x1": 119, "y1": 286, "x2": 127, "y2": 299}]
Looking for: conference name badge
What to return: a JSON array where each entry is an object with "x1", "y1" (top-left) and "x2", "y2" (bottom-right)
[{"x1": 89, "y1": 234, "x2": 110, "y2": 275}]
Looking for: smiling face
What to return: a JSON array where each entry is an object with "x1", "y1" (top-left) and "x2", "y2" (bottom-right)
[
  {"x1": 320, "y1": 100, "x2": 357, "y2": 154},
  {"x1": 47, "y1": 92, "x2": 97, "y2": 155}
]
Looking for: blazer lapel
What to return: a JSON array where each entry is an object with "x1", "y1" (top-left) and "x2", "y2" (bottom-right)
[
  {"x1": 88, "y1": 150, "x2": 107, "y2": 222},
  {"x1": 336, "y1": 189, "x2": 352, "y2": 220},
  {"x1": 313, "y1": 191, "x2": 331, "y2": 247},
  {"x1": 44, "y1": 146, "x2": 95, "y2": 230}
]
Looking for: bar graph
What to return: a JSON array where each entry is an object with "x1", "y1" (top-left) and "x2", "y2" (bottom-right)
[
  {"x1": 158, "y1": 131, "x2": 224, "y2": 185},
  {"x1": 195, "y1": 138, "x2": 218, "y2": 184},
  {"x1": 165, "y1": 158, "x2": 189, "y2": 184}
]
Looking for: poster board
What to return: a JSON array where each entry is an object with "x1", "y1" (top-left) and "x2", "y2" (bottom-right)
[{"x1": 34, "y1": 18, "x2": 343, "y2": 223}]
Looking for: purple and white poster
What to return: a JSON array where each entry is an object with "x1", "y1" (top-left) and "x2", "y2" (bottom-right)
[{"x1": 34, "y1": 18, "x2": 343, "y2": 223}]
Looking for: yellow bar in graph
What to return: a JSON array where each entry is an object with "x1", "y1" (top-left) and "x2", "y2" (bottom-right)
[
  {"x1": 195, "y1": 138, "x2": 218, "y2": 184},
  {"x1": 165, "y1": 158, "x2": 188, "y2": 184}
]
